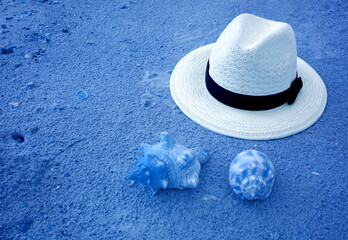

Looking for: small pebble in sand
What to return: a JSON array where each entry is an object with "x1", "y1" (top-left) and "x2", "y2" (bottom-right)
[
  {"x1": 64, "y1": 172, "x2": 70, "y2": 177},
  {"x1": 53, "y1": 102, "x2": 66, "y2": 110},
  {"x1": 77, "y1": 90, "x2": 89, "y2": 100},
  {"x1": 25, "y1": 54, "x2": 31, "y2": 58},
  {"x1": 47, "y1": 224, "x2": 52, "y2": 229},
  {"x1": 18, "y1": 223, "x2": 29, "y2": 232},
  {"x1": 312, "y1": 172, "x2": 320, "y2": 176},
  {"x1": 30, "y1": 126, "x2": 39, "y2": 134},
  {"x1": 23, "y1": 202, "x2": 29, "y2": 207},
  {"x1": 32, "y1": 48, "x2": 45, "y2": 58},
  {"x1": 14, "y1": 63, "x2": 22, "y2": 68},
  {"x1": 202, "y1": 194, "x2": 218, "y2": 201},
  {"x1": 86, "y1": 41, "x2": 96, "y2": 46},
  {"x1": 9, "y1": 102, "x2": 19, "y2": 107},
  {"x1": 27, "y1": 81, "x2": 34, "y2": 88},
  {"x1": 12, "y1": 132, "x2": 24, "y2": 143},
  {"x1": 142, "y1": 99, "x2": 152, "y2": 107}
]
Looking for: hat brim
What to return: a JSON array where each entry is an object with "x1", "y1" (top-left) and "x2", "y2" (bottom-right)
[{"x1": 170, "y1": 44, "x2": 327, "y2": 140}]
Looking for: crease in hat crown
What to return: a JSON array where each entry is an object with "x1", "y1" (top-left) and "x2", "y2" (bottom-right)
[{"x1": 209, "y1": 13, "x2": 298, "y2": 96}]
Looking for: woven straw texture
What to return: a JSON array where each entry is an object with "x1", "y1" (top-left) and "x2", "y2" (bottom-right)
[
  {"x1": 210, "y1": 14, "x2": 298, "y2": 95},
  {"x1": 170, "y1": 44, "x2": 327, "y2": 140}
]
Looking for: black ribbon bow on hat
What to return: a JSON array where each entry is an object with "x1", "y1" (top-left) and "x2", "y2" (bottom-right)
[
  {"x1": 287, "y1": 76, "x2": 303, "y2": 105},
  {"x1": 205, "y1": 61, "x2": 303, "y2": 111}
]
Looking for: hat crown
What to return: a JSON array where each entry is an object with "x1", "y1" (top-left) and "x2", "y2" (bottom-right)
[{"x1": 209, "y1": 13, "x2": 297, "y2": 96}]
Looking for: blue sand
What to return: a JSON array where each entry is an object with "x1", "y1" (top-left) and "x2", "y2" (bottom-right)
[{"x1": 0, "y1": 0, "x2": 347, "y2": 239}]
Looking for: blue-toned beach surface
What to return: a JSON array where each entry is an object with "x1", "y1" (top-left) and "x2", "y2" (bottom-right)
[{"x1": 0, "y1": 0, "x2": 347, "y2": 239}]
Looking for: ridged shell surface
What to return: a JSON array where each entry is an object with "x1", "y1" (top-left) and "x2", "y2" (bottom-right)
[
  {"x1": 229, "y1": 150, "x2": 275, "y2": 200},
  {"x1": 128, "y1": 132, "x2": 209, "y2": 194}
]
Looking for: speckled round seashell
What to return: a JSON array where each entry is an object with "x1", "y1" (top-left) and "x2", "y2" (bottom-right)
[
  {"x1": 128, "y1": 132, "x2": 209, "y2": 194},
  {"x1": 229, "y1": 150, "x2": 275, "y2": 200}
]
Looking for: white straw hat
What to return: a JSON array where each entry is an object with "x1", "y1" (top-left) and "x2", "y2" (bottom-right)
[{"x1": 170, "y1": 13, "x2": 327, "y2": 140}]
